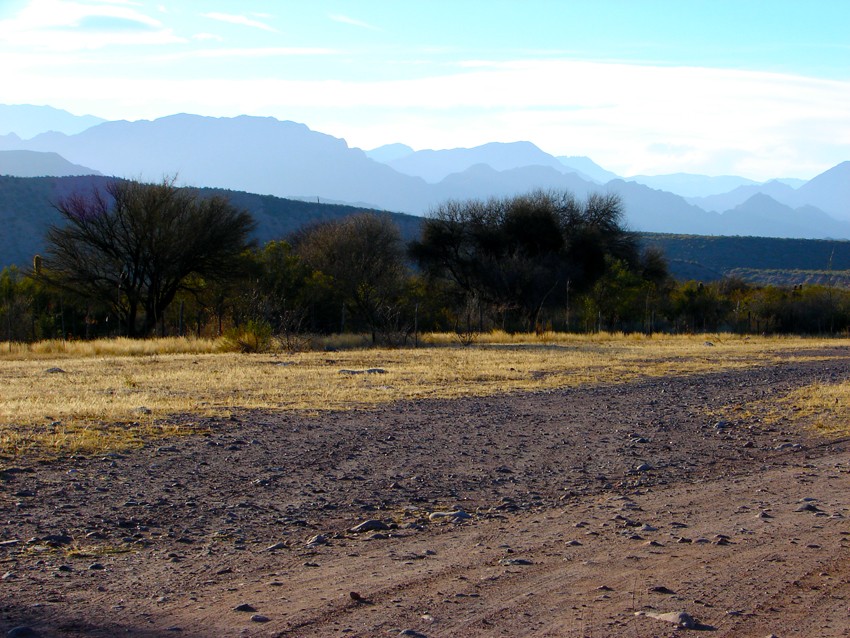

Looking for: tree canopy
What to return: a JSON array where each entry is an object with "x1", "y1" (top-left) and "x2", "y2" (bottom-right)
[
  {"x1": 410, "y1": 190, "x2": 639, "y2": 328},
  {"x1": 292, "y1": 213, "x2": 411, "y2": 342},
  {"x1": 2, "y1": 184, "x2": 844, "y2": 344}
]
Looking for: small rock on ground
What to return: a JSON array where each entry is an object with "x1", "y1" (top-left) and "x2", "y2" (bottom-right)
[
  {"x1": 233, "y1": 603, "x2": 256, "y2": 612},
  {"x1": 306, "y1": 534, "x2": 328, "y2": 546},
  {"x1": 499, "y1": 558, "x2": 533, "y2": 566},
  {"x1": 637, "y1": 610, "x2": 696, "y2": 629},
  {"x1": 350, "y1": 519, "x2": 390, "y2": 533},
  {"x1": 428, "y1": 509, "x2": 471, "y2": 522}
]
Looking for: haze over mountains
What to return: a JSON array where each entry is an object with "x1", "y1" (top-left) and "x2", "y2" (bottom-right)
[
  {"x1": 0, "y1": 104, "x2": 105, "y2": 139},
  {"x1": 1, "y1": 105, "x2": 848, "y2": 240},
  {"x1": 0, "y1": 150, "x2": 101, "y2": 178}
]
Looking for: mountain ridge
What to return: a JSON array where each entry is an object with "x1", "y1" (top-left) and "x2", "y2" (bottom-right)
[
  {"x1": 0, "y1": 107, "x2": 846, "y2": 238},
  {"x1": 385, "y1": 141, "x2": 569, "y2": 183},
  {"x1": 627, "y1": 173, "x2": 760, "y2": 198},
  {"x1": 0, "y1": 104, "x2": 106, "y2": 139},
  {"x1": 0, "y1": 150, "x2": 101, "y2": 178}
]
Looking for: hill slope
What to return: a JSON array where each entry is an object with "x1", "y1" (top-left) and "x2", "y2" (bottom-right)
[
  {"x1": 0, "y1": 150, "x2": 101, "y2": 178},
  {"x1": 794, "y1": 161, "x2": 850, "y2": 220},
  {"x1": 0, "y1": 176, "x2": 423, "y2": 270},
  {"x1": 641, "y1": 233, "x2": 850, "y2": 284}
]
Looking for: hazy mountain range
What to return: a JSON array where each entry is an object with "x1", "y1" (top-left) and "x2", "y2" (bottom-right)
[
  {"x1": 0, "y1": 104, "x2": 848, "y2": 240},
  {"x1": 0, "y1": 104, "x2": 105, "y2": 139}
]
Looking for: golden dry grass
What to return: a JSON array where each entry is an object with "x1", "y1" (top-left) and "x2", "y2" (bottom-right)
[
  {"x1": 770, "y1": 381, "x2": 850, "y2": 437},
  {"x1": 2, "y1": 336, "x2": 221, "y2": 358},
  {"x1": 0, "y1": 332, "x2": 846, "y2": 457}
]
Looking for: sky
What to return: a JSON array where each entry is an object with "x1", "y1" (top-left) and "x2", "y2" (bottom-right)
[{"x1": 1, "y1": 0, "x2": 849, "y2": 180}]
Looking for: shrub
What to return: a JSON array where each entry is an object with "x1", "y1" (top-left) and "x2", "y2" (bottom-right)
[{"x1": 221, "y1": 320, "x2": 274, "y2": 353}]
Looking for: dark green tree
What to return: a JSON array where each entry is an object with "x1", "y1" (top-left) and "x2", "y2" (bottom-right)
[
  {"x1": 43, "y1": 178, "x2": 255, "y2": 337},
  {"x1": 0, "y1": 266, "x2": 31, "y2": 344},
  {"x1": 670, "y1": 280, "x2": 730, "y2": 332},
  {"x1": 292, "y1": 213, "x2": 411, "y2": 343},
  {"x1": 234, "y1": 240, "x2": 310, "y2": 339},
  {"x1": 411, "y1": 190, "x2": 639, "y2": 330}
]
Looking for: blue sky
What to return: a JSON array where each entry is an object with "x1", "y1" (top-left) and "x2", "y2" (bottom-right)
[{"x1": 1, "y1": 0, "x2": 849, "y2": 179}]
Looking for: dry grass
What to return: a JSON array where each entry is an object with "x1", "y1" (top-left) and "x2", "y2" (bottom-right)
[
  {"x1": 3, "y1": 336, "x2": 220, "y2": 358},
  {"x1": 0, "y1": 332, "x2": 846, "y2": 457},
  {"x1": 770, "y1": 381, "x2": 850, "y2": 436}
]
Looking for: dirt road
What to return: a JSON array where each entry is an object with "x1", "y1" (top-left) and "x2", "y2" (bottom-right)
[{"x1": 2, "y1": 354, "x2": 849, "y2": 637}]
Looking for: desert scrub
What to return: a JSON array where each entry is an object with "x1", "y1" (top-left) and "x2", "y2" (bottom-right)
[{"x1": 0, "y1": 333, "x2": 846, "y2": 457}]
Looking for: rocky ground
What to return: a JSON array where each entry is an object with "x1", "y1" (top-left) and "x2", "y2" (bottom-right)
[{"x1": 1, "y1": 353, "x2": 850, "y2": 637}]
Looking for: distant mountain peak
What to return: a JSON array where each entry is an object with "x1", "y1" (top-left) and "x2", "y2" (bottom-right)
[
  {"x1": 736, "y1": 192, "x2": 779, "y2": 206},
  {"x1": 627, "y1": 173, "x2": 760, "y2": 198},
  {"x1": 728, "y1": 192, "x2": 790, "y2": 217},
  {"x1": 556, "y1": 156, "x2": 619, "y2": 184},
  {"x1": 385, "y1": 140, "x2": 566, "y2": 183},
  {"x1": 0, "y1": 104, "x2": 106, "y2": 139},
  {"x1": 364, "y1": 143, "x2": 414, "y2": 163}
]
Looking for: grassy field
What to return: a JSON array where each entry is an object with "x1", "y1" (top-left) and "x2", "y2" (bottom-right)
[{"x1": 1, "y1": 332, "x2": 848, "y2": 457}]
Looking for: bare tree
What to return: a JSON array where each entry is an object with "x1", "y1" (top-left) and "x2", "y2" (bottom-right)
[{"x1": 43, "y1": 178, "x2": 255, "y2": 337}]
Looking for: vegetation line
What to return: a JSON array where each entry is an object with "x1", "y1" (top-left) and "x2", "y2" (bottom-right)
[{"x1": 4, "y1": 181, "x2": 850, "y2": 345}]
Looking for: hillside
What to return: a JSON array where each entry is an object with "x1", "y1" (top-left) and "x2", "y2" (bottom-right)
[
  {"x1": 197, "y1": 187, "x2": 424, "y2": 246},
  {"x1": 725, "y1": 268, "x2": 850, "y2": 288},
  {"x1": 0, "y1": 150, "x2": 101, "y2": 178},
  {"x1": 4, "y1": 175, "x2": 850, "y2": 291},
  {"x1": 641, "y1": 233, "x2": 850, "y2": 285},
  {"x1": 0, "y1": 176, "x2": 423, "y2": 269},
  {"x1": 794, "y1": 161, "x2": 850, "y2": 220}
]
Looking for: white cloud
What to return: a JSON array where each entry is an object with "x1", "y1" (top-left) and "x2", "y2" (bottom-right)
[
  {"x1": 153, "y1": 46, "x2": 337, "y2": 60},
  {"x1": 192, "y1": 33, "x2": 224, "y2": 42},
  {"x1": 202, "y1": 12, "x2": 277, "y2": 33},
  {"x1": 328, "y1": 14, "x2": 380, "y2": 31},
  {"x1": 0, "y1": 0, "x2": 182, "y2": 50},
  {"x1": 288, "y1": 59, "x2": 848, "y2": 178}
]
